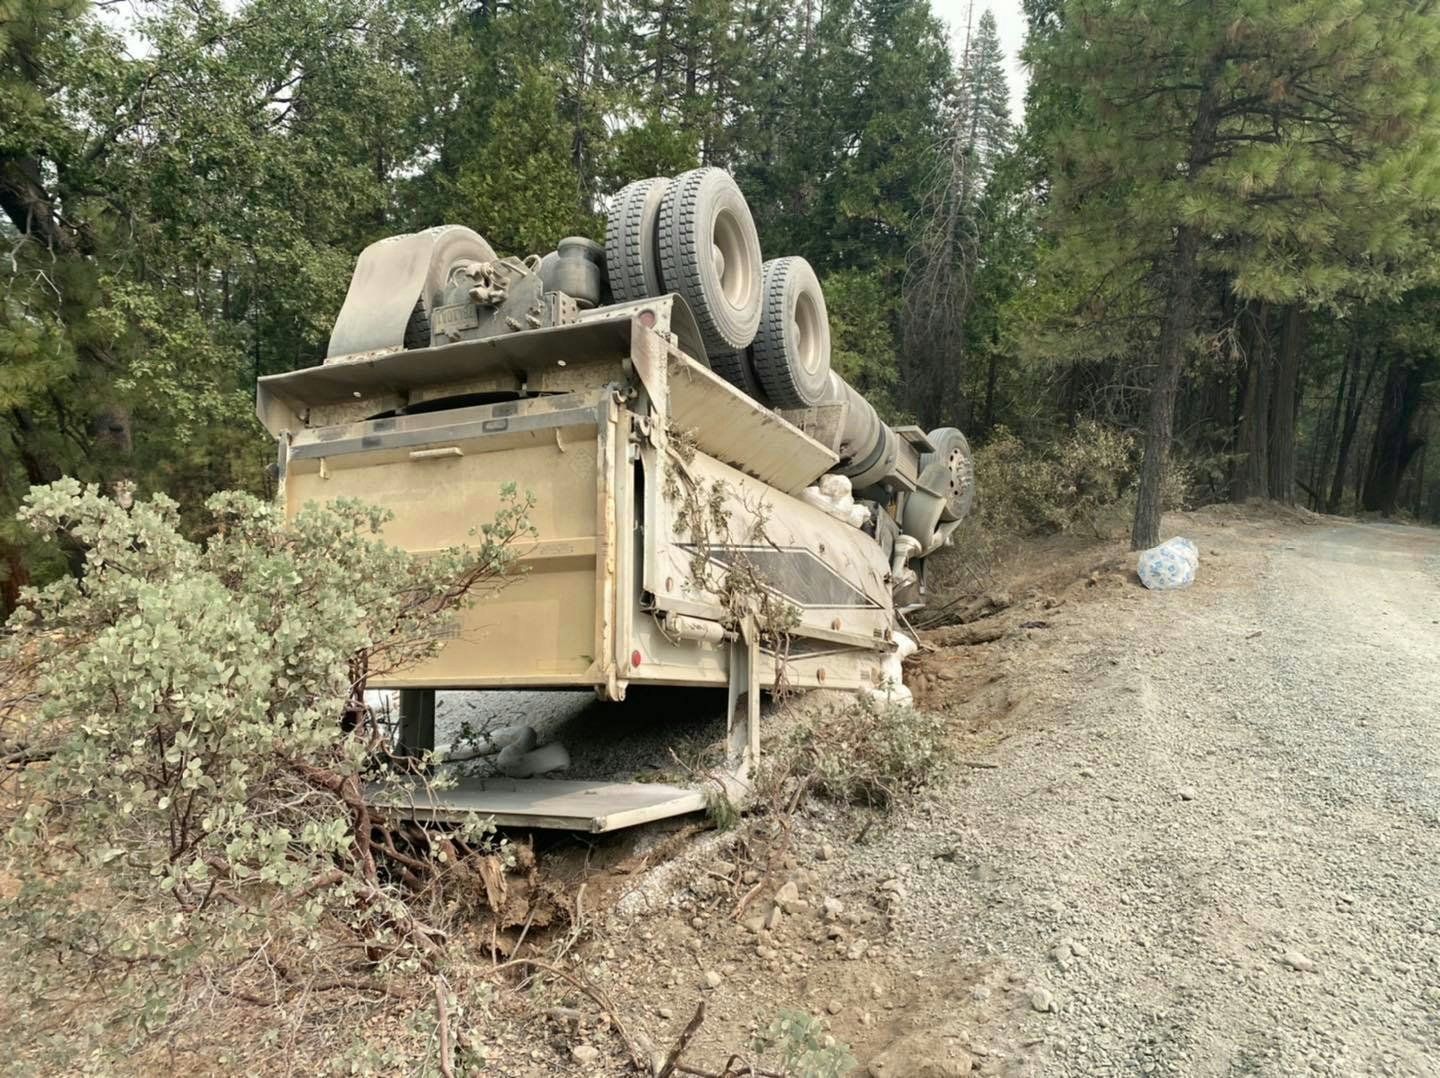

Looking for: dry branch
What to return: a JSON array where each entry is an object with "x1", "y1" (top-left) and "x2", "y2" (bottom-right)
[
  {"x1": 657, "y1": 1001, "x2": 707, "y2": 1078},
  {"x1": 926, "y1": 623, "x2": 1007, "y2": 647}
]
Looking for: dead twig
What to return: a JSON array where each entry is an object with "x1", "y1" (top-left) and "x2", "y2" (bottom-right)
[
  {"x1": 926, "y1": 623, "x2": 1006, "y2": 647},
  {"x1": 434, "y1": 975, "x2": 454, "y2": 1078},
  {"x1": 1, "y1": 744, "x2": 55, "y2": 768},
  {"x1": 730, "y1": 769, "x2": 812, "y2": 923},
  {"x1": 731, "y1": 879, "x2": 765, "y2": 922},
  {"x1": 657, "y1": 1001, "x2": 707, "y2": 1078},
  {"x1": 551, "y1": 881, "x2": 586, "y2": 963},
  {"x1": 675, "y1": 1059, "x2": 784, "y2": 1078},
  {"x1": 512, "y1": 904, "x2": 539, "y2": 958}
]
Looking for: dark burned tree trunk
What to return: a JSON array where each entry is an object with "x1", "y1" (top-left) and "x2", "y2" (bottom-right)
[
  {"x1": 1267, "y1": 305, "x2": 1306, "y2": 504},
  {"x1": 0, "y1": 546, "x2": 27, "y2": 617},
  {"x1": 982, "y1": 329, "x2": 1000, "y2": 432},
  {"x1": 1132, "y1": 73, "x2": 1221, "y2": 550},
  {"x1": 1196, "y1": 367, "x2": 1235, "y2": 500},
  {"x1": 1413, "y1": 427, "x2": 1429, "y2": 519},
  {"x1": 1361, "y1": 353, "x2": 1430, "y2": 515},
  {"x1": 1328, "y1": 343, "x2": 1382, "y2": 512},
  {"x1": 1061, "y1": 363, "x2": 1086, "y2": 431},
  {"x1": 1231, "y1": 300, "x2": 1271, "y2": 501},
  {"x1": 1311, "y1": 338, "x2": 1351, "y2": 510},
  {"x1": 1132, "y1": 224, "x2": 1203, "y2": 550}
]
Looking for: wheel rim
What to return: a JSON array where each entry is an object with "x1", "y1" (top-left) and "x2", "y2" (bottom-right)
[
  {"x1": 713, "y1": 207, "x2": 751, "y2": 310},
  {"x1": 945, "y1": 448, "x2": 969, "y2": 496},
  {"x1": 793, "y1": 289, "x2": 823, "y2": 376}
]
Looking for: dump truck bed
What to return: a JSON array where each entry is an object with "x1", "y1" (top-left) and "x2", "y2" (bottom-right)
[
  {"x1": 259, "y1": 307, "x2": 900, "y2": 829},
  {"x1": 260, "y1": 310, "x2": 896, "y2": 699}
]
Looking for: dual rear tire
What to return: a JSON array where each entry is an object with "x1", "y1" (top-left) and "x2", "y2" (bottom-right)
[
  {"x1": 606, "y1": 177, "x2": 670, "y2": 303},
  {"x1": 605, "y1": 170, "x2": 831, "y2": 405},
  {"x1": 749, "y1": 257, "x2": 831, "y2": 408}
]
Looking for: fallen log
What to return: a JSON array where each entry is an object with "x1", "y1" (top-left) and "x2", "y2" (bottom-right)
[{"x1": 925, "y1": 623, "x2": 1007, "y2": 648}]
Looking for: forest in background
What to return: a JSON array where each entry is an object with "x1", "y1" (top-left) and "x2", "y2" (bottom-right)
[{"x1": 4, "y1": 0, "x2": 1440, "y2": 613}]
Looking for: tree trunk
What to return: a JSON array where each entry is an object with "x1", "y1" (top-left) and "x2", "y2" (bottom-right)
[
  {"x1": 1412, "y1": 425, "x2": 1428, "y2": 519},
  {"x1": 1197, "y1": 366, "x2": 1234, "y2": 501},
  {"x1": 572, "y1": 0, "x2": 592, "y2": 186},
  {"x1": 1361, "y1": 354, "x2": 1429, "y2": 515},
  {"x1": 655, "y1": 5, "x2": 669, "y2": 88},
  {"x1": 1130, "y1": 68, "x2": 1224, "y2": 551},
  {"x1": 1311, "y1": 343, "x2": 1351, "y2": 512},
  {"x1": 1266, "y1": 305, "x2": 1305, "y2": 503},
  {"x1": 0, "y1": 545, "x2": 27, "y2": 619},
  {"x1": 1231, "y1": 300, "x2": 1271, "y2": 501},
  {"x1": 982, "y1": 347, "x2": 998, "y2": 432},
  {"x1": 1132, "y1": 224, "x2": 1202, "y2": 550},
  {"x1": 1327, "y1": 344, "x2": 1381, "y2": 512}
]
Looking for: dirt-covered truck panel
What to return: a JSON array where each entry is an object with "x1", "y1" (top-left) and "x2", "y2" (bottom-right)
[{"x1": 283, "y1": 392, "x2": 609, "y2": 687}]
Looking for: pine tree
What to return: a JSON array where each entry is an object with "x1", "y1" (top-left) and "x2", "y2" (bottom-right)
[
  {"x1": 0, "y1": 0, "x2": 461, "y2": 609},
  {"x1": 900, "y1": 5, "x2": 1011, "y2": 427},
  {"x1": 964, "y1": 10, "x2": 1011, "y2": 187},
  {"x1": 1032, "y1": 0, "x2": 1440, "y2": 548}
]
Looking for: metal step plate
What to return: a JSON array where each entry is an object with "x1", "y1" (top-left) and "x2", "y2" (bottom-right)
[
  {"x1": 891, "y1": 424, "x2": 936, "y2": 454},
  {"x1": 367, "y1": 777, "x2": 709, "y2": 833}
]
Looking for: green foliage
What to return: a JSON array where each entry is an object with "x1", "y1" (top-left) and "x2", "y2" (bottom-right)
[
  {"x1": 796, "y1": 698, "x2": 952, "y2": 809},
  {"x1": 0, "y1": 480, "x2": 532, "y2": 1061},
  {"x1": 0, "y1": 0, "x2": 477, "y2": 605},
  {"x1": 704, "y1": 785, "x2": 742, "y2": 832},
  {"x1": 1035, "y1": 0, "x2": 1440, "y2": 308},
  {"x1": 1012, "y1": 0, "x2": 1440, "y2": 535},
  {"x1": 454, "y1": 69, "x2": 594, "y2": 254},
  {"x1": 974, "y1": 421, "x2": 1189, "y2": 537},
  {"x1": 899, "y1": 5, "x2": 1018, "y2": 427},
  {"x1": 753, "y1": 1010, "x2": 857, "y2": 1078},
  {"x1": 824, "y1": 268, "x2": 903, "y2": 418},
  {"x1": 1, "y1": 0, "x2": 974, "y2": 607}
]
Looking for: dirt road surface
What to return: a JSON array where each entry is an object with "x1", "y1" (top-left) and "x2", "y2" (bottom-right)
[
  {"x1": 535, "y1": 512, "x2": 1439, "y2": 1078},
  {"x1": 840, "y1": 514, "x2": 1440, "y2": 1077}
]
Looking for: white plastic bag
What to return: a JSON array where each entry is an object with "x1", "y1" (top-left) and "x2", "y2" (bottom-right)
[
  {"x1": 801, "y1": 474, "x2": 872, "y2": 529},
  {"x1": 1137, "y1": 536, "x2": 1199, "y2": 590},
  {"x1": 866, "y1": 631, "x2": 917, "y2": 707}
]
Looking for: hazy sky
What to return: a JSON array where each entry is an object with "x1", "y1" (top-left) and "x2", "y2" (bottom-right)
[{"x1": 931, "y1": 0, "x2": 1030, "y2": 119}]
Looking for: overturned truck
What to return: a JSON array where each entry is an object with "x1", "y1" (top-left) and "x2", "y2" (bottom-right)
[{"x1": 256, "y1": 169, "x2": 974, "y2": 831}]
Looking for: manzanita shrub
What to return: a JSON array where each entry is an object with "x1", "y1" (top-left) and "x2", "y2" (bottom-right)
[{"x1": 0, "y1": 479, "x2": 532, "y2": 1056}]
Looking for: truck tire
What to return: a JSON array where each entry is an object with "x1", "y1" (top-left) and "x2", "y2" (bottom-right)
[
  {"x1": 658, "y1": 168, "x2": 762, "y2": 355},
  {"x1": 607, "y1": 177, "x2": 670, "y2": 303},
  {"x1": 710, "y1": 347, "x2": 769, "y2": 402},
  {"x1": 920, "y1": 427, "x2": 975, "y2": 522},
  {"x1": 402, "y1": 300, "x2": 431, "y2": 349},
  {"x1": 750, "y1": 256, "x2": 831, "y2": 408}
]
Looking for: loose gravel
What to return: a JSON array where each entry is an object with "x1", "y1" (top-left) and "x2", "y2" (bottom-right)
[{"x1": 837, "y1": 517, "x2": 1440, "y2": 1077}]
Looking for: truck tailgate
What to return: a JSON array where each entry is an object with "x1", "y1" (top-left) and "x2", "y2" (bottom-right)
[{"x1": 284, "y1": 395, "x2": 609, "y2": 687}]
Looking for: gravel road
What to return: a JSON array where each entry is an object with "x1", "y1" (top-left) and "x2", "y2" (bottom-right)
[{"x1": 840, "y1": 516, "x2": 1440, "y2": 1077}]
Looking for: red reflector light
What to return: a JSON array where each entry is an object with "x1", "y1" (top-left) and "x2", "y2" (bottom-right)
[
  {"x1": 631, "y1": 649, "x2": 643, "y2": 667},
  {"x1": 639, "y1": 309, "x2": 657, "y2": 327}
]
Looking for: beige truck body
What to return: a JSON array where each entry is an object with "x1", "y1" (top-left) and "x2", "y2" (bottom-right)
[{"x1": 259, "y1": 305, "x2": 899, "y2": 703}]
